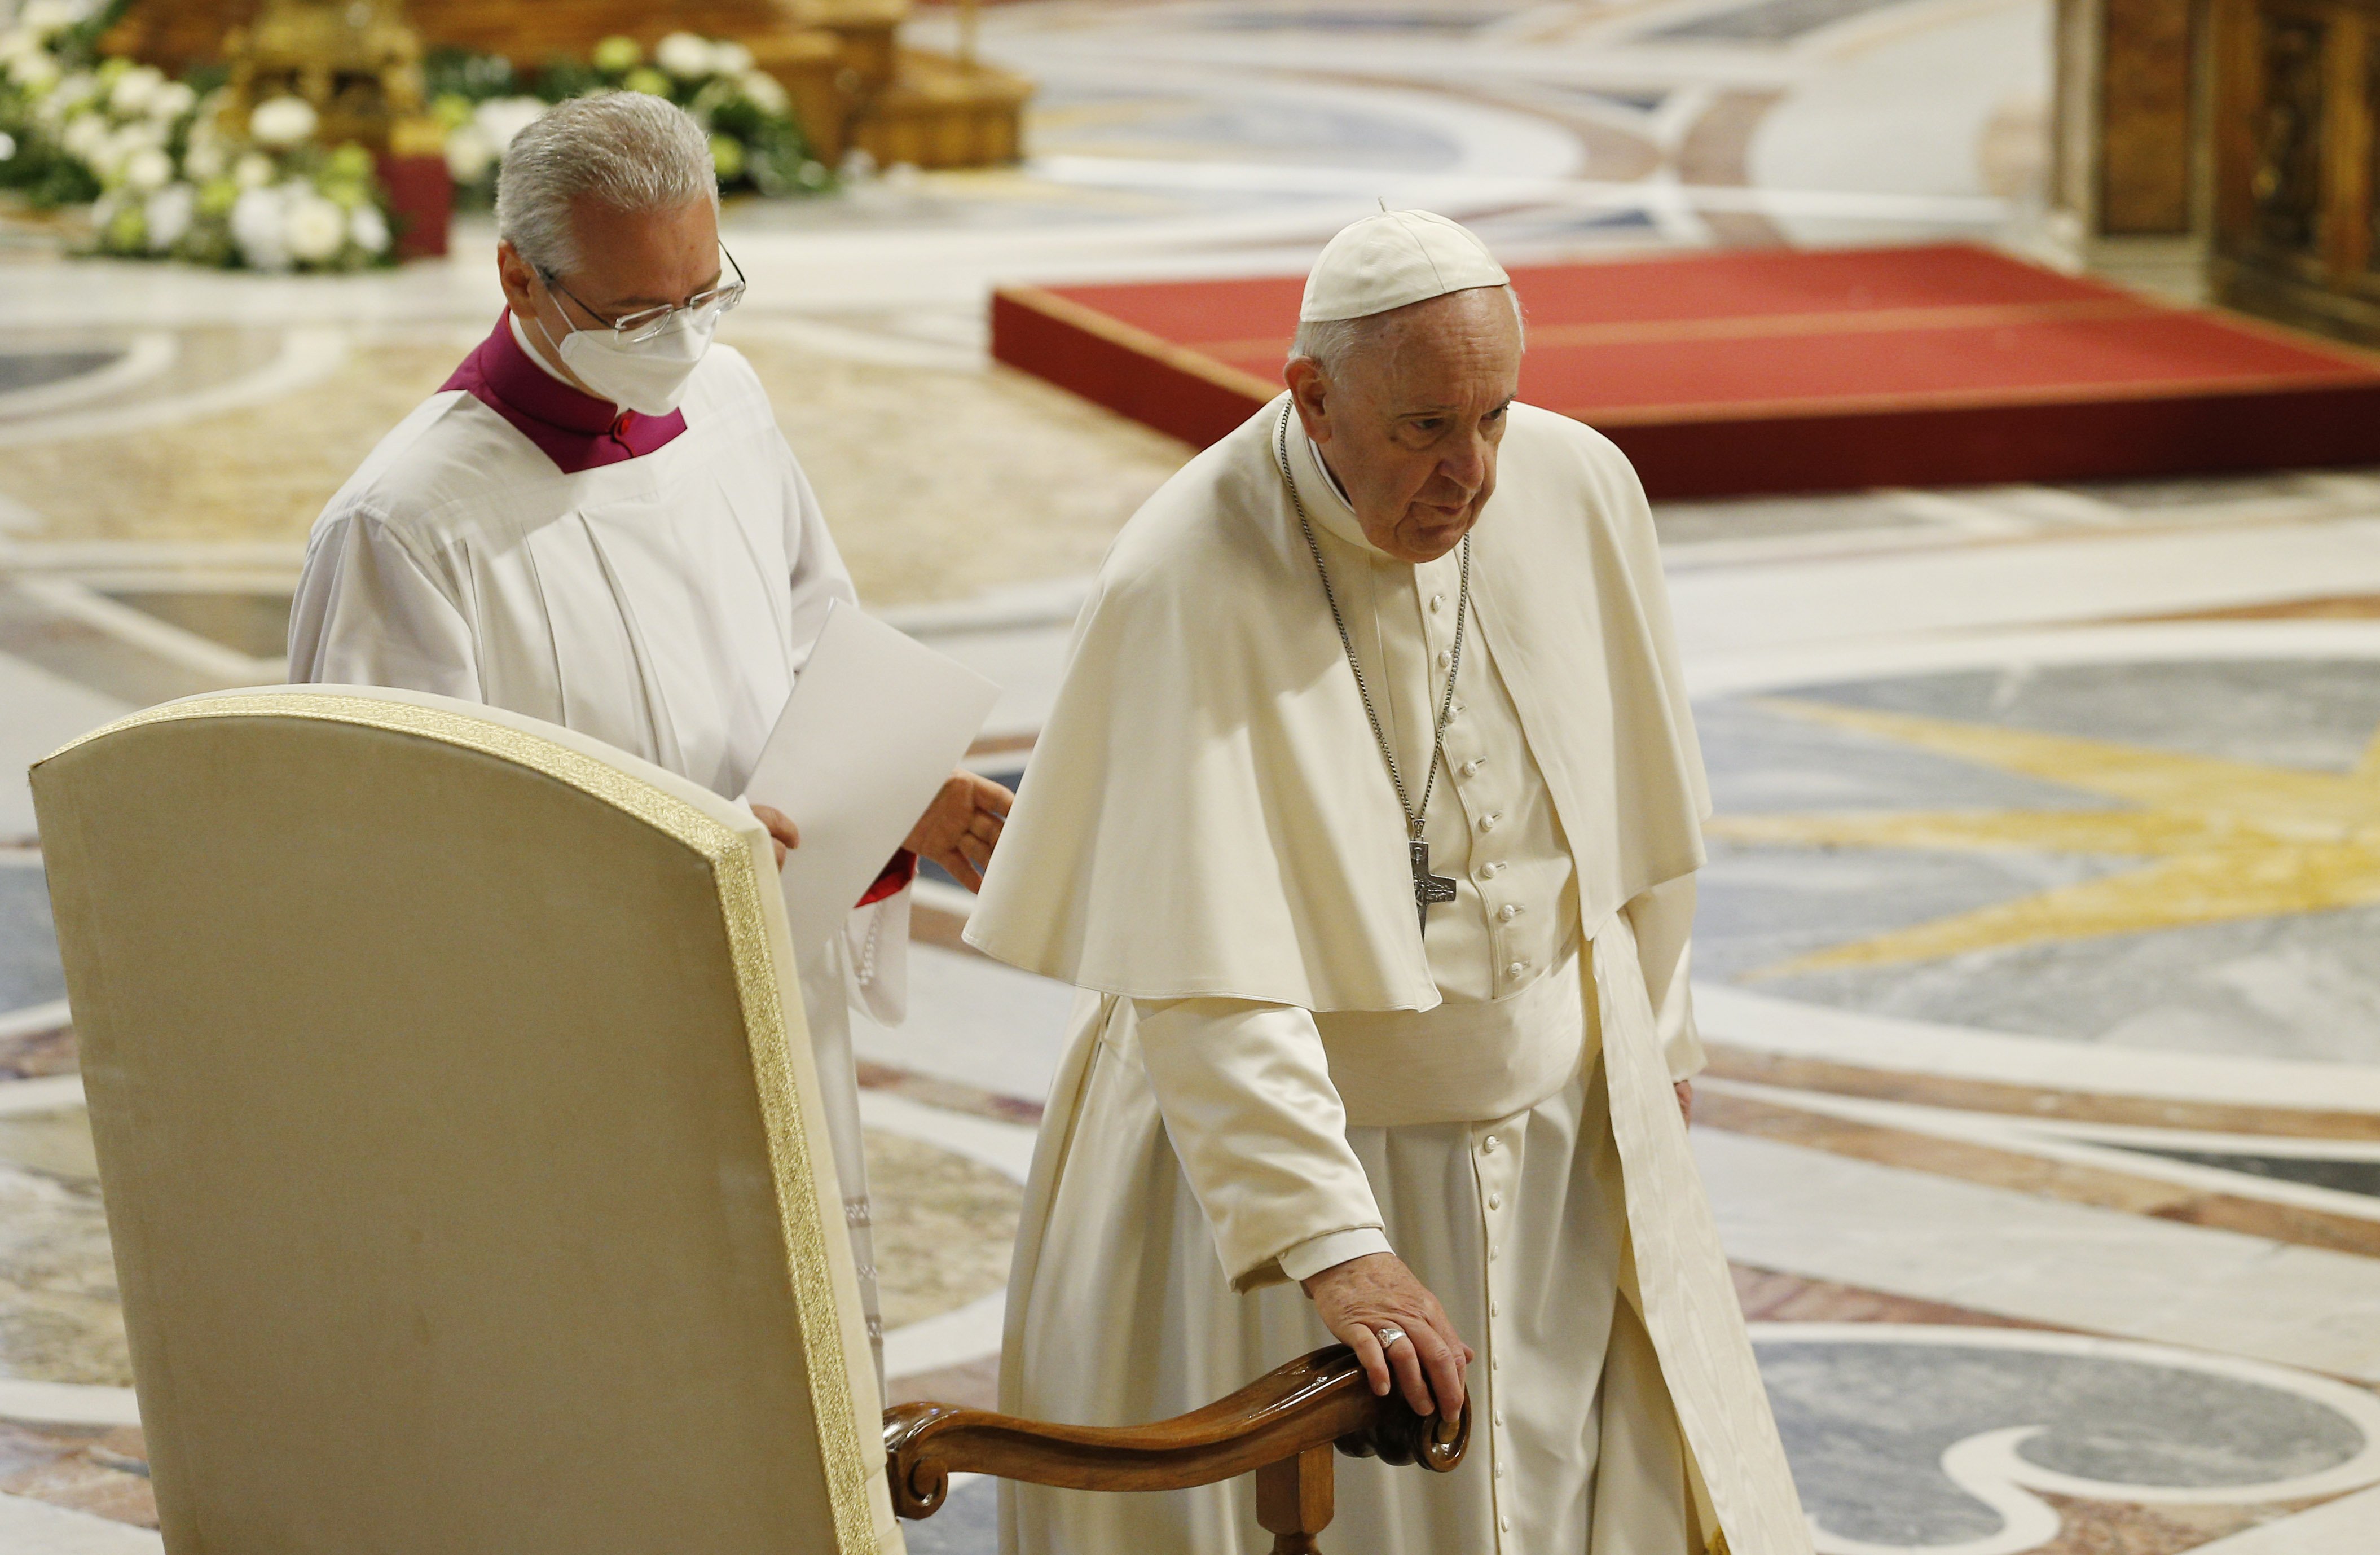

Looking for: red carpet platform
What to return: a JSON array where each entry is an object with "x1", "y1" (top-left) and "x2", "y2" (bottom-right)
[{"x1": 990, "y1": 244, "x2": 2380, "y2": 499}]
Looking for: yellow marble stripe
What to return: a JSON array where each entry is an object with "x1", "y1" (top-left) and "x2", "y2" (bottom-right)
[
  {"x1": 1752, "y1": 698, "x2": 2380, "y2": 836},
  {"x1": 1756, "y1": 844, "x2": 2380, "y2": 974},
  {"x1": 1706, "y1": 808, "x2": 2285, "y2": 856}
]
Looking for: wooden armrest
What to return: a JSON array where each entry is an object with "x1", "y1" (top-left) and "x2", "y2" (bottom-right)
[{"x1": 882, "y1": 1343, "x2": 1468, "y2": 1518}]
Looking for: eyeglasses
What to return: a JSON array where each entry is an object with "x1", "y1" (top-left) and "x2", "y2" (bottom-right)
[{"x1": 542, "y1": 244, "x2": 747, "y2": 345}]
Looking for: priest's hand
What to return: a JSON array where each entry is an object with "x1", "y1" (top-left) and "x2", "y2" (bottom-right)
[
  {"x1": 904, "y1": 770, "x2": 1013, "y2": 891},
  {"x1": 1303, "y1": 1252, "x2": 1472, "y2": 1421},
  {"x1": 752, "y1": 804, "x2": 800, "y2": 868},
  {"x1": 1677, "y1": 1079, "x2": 1693, "y2": 1126}
]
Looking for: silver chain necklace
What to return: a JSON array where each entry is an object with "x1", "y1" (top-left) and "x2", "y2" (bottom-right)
[{"x1": 1275, "y1": 402, "x2": 1471, "y2": 935}]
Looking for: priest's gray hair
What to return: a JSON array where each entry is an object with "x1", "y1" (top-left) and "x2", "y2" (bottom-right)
[
  {"x1": 1290, "y1": 284, "x2": 1527, "y2": 379},
  {"x1": 496, "y1": 92, "x2": 719, "y2": 279}
]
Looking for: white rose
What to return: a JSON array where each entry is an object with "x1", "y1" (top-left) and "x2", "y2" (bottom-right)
[
  {"x1": 348, "y1": 203, "x2": 390, "y2": 256},
  {"x1": 182, "y1": 138, "x2": 226, "y2": 181},
  {"x1": 442, "y1": 123, "x2": 495, "y2": 184},
  {"x1": 739, "y1": 71, "x2": 789, "y2": 116},
  {"x1": 710, "y1": 41, "x2": 753, "y2": 75},
  {"x1": 37, "y1": 71, "x2": 95, "y2": 123},
  {"x1": 6, "y1": 49, "x2": 58, "y2": 92},
  {"x1": 234, "y1": 150, "x2": 274, "y2": 188},
  {"x1": 472, "y1": 96, "x2": 545, "y2": 151},
  {"x1": 147, "y1": 80, "x2": 197, "y2": 122},
  {"x1": 97, "y1": 120, "x2": 162, "y2": 181},
  {"x1": 144, "y1": 181, "x2": 196, "y2": 251},
  {"x1": 109, "y1": 120, "x2": 165, "y2": 161},
  {"x1": 59, "y1": 111, "x2": 106, "y2": 161},
  {"x1": 283, "y1": 192, "x2": 345, "y2": 263},
  {"x1": 230, "y1": 186, "x2": 290, "y2": 269},
  {"x1": 654, "y1": 31, "x2": 715, "y2": 80},
  {"x1": 124, "y1": 146, "x2": 172, "y2": 192},
  {"x1": 248, "y1": 95, "x2": 318, "y2": 150},
  {"x1": 108, "y1": 64, "x2": 165, "y2": 116},
  {"x1": 21, "y1": 1, "x2": 78, "y2": 35}
]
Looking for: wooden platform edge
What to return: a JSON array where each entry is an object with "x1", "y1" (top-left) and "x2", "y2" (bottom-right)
[
  {"x1": 991, "y1": 284, "x2": 1274, "y2": 447},
  {"x1": 992, "y1": 278, "x2": 2380, "y2": 498}
]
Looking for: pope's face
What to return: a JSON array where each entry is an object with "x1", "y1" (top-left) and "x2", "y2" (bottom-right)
[{"x1": 1288, "y1": 288, "x2": 1523, "y2": 564}]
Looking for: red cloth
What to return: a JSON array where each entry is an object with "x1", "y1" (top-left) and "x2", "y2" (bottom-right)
[
  {"x1": 376, "y1": 153, "x2": 452, "y2": 261},
  {"x1": 858, "y1": 850, "x2": 918, "y2": 907},
  {"x1": 441, "y1": 314, "x2": 688, "y2": 474}
]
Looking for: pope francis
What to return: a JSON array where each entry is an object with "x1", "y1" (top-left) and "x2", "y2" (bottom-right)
[{"x1": 966, "y1": 212, "x2": 1811, "y2": 1553}]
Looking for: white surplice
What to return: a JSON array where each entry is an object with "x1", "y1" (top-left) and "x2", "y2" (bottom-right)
[
  {"x1": 969, "y1": 398, "x2": 1811, "y2": 1554},
  {"x1": 285, "y1": 335, "x2": 906, "y2": 1365}
]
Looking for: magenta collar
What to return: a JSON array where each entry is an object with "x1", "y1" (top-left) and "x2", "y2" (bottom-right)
[{"x1": 442, "y1": 313, "x2": 688, "y2": 474}]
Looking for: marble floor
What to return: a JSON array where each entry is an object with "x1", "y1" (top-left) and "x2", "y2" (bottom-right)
[{"x1": 6, "y1": 0, "x2": 2380, "y2": 1549}]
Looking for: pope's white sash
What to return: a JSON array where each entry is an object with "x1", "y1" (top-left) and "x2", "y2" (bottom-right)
[{"x1": 1315, "y1": 943, "x2": 1590, "y2": 1126}]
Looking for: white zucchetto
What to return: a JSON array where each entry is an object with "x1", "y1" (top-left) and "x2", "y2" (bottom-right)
[{"x1": 1300, "y1": 209, "x2": 1511, "y2": 322}]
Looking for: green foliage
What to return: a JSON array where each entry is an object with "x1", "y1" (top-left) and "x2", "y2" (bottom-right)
[
  {"x1": 436, "y1": 32, "x2": 832, "y2": 210},
  {"x1": 423, "y1": 45, "x2": 517, "y2": 104}
]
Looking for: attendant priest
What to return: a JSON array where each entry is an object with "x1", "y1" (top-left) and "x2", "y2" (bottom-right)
[
  {"x1": 966, "y1": 211, "x2": 1811, "y2": 1552},
  {"x1": 286, "y1": 91, "x2": 1012, "y2": 1372}
]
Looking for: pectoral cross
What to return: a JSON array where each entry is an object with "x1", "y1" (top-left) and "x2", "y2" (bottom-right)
[{"x1": 1411, "y1": 837, "x2": 1458, "y2": 935}]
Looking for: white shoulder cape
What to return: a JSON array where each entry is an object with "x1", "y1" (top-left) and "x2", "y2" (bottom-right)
[{"x1": 966, "y1": 395, "x2": 1709, "y2": 1011}]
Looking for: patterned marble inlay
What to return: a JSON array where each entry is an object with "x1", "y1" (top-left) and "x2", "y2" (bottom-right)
[
  {"x1": 1697, "y1": 656, "x2": 2380, "y2": 1065},
  {"x1": 1645, "y1": 0, "x2": 1916, "y2": 43},
  {"x1": 0, "y1": 353, "x2": 118, "y2": 400},
  {"x1": 864, "y1": 1128, "x2": 1023, "y2": 1333},
  {"x1": 0, "y1": 873, "x2": 62, "y2": 1016},
  {"x1": 1757, "y1": 1326, "x2": 2380, "y2": 1554},
  {"x1": 0, "y1": 1108, "x2": 124, "y2": 1390}
]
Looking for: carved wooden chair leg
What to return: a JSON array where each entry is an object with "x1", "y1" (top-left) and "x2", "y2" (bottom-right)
[
  {"x1": 885, "y1": 1343, "x2": 1467, "y2": 1549},
  {"x1": 1253, "y1": 1442, "x2": 1334, "y2": 1553}
]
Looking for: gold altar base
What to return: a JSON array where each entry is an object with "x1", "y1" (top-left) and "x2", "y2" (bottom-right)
[
  {"x1": 850, "y1": 47, "x2": 1030, "y2": 169},
  {"x1": 103, "y1": 0, "x2": 1034, "y2": 174}
]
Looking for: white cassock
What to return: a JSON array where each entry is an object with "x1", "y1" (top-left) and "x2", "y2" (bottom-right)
[
  {"x1": 966, "y1": 396, "x2": 1812, "y2": 1553},
  {"x1": 285, "y1": 326, "x2": 907, "y2": 1367}
]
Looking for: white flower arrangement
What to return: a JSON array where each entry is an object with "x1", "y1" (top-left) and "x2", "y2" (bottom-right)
[
  {"x1": 0, "y1": 4, "x2": 399, "y2": 273},
  {"x1": 654, "y1": 31, "x2": 718, "y2": 81},
  {"x1": 429, "y1": 34, "x2": 832, "y2": 207},
  {"x1": 246, "y1": 94, "x2": 317, "y2": 150}
]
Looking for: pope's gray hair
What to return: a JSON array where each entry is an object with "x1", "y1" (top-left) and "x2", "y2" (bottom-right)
[
  {"x1": 1290, "y1": 283, "x2": 1526, "y2": 378},
  {"x1": 495, "y1": 92, "x2": 719, "y2": 279}
]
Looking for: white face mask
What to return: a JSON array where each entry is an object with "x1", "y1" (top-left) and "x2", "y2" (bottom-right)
[{"x1": 542, "y1": 309, "x2": 718, "y2": 417}]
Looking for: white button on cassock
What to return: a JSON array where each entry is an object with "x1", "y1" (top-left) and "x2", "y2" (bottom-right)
[
  {"x1": 1506, "y1": 961, "x2": 1525, "y2": 978},
  {"x1": 1479, "y1": 860, "x2": 1504, "y2": 878},
  {"x1": 1488, "y1": 1192, "x2": 1502, "y2": 1210},
  {"x1": 1498, "y1": 903, "x2": 1520, "y2": 922},
  {"x1": 1430, "y1": 592, "x2": 1446, "y2": 613},
  {"x1": 1479, "y1": 812, "x2": 1501, "y2": 832},
  {"x1": 1482, "y1": 1135, "x2": 1500, "y2": 1153},
  {"x1": 1437, "y1": 649, "x2": 1452, "y2": 669},
  {"x1": 1459, "y1": 759, "x2": 1481, "y2": 778}
]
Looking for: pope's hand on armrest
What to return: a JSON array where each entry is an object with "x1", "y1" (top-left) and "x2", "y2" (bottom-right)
[
  {"x1": 1300, "y1": 1251, "x2": 1472, "y2": 1422},
  {"x1": 905, "y1": 770, "x2": 1013, "y2": 891},
  {"x1": 1133, "y1": 997, "x2": 1478, "y2": 1420}
]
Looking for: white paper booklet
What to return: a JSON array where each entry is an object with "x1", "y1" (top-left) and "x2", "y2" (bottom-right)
[{"x1": 744, "y1": 600, "x2": 1000, "y2": 950}]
